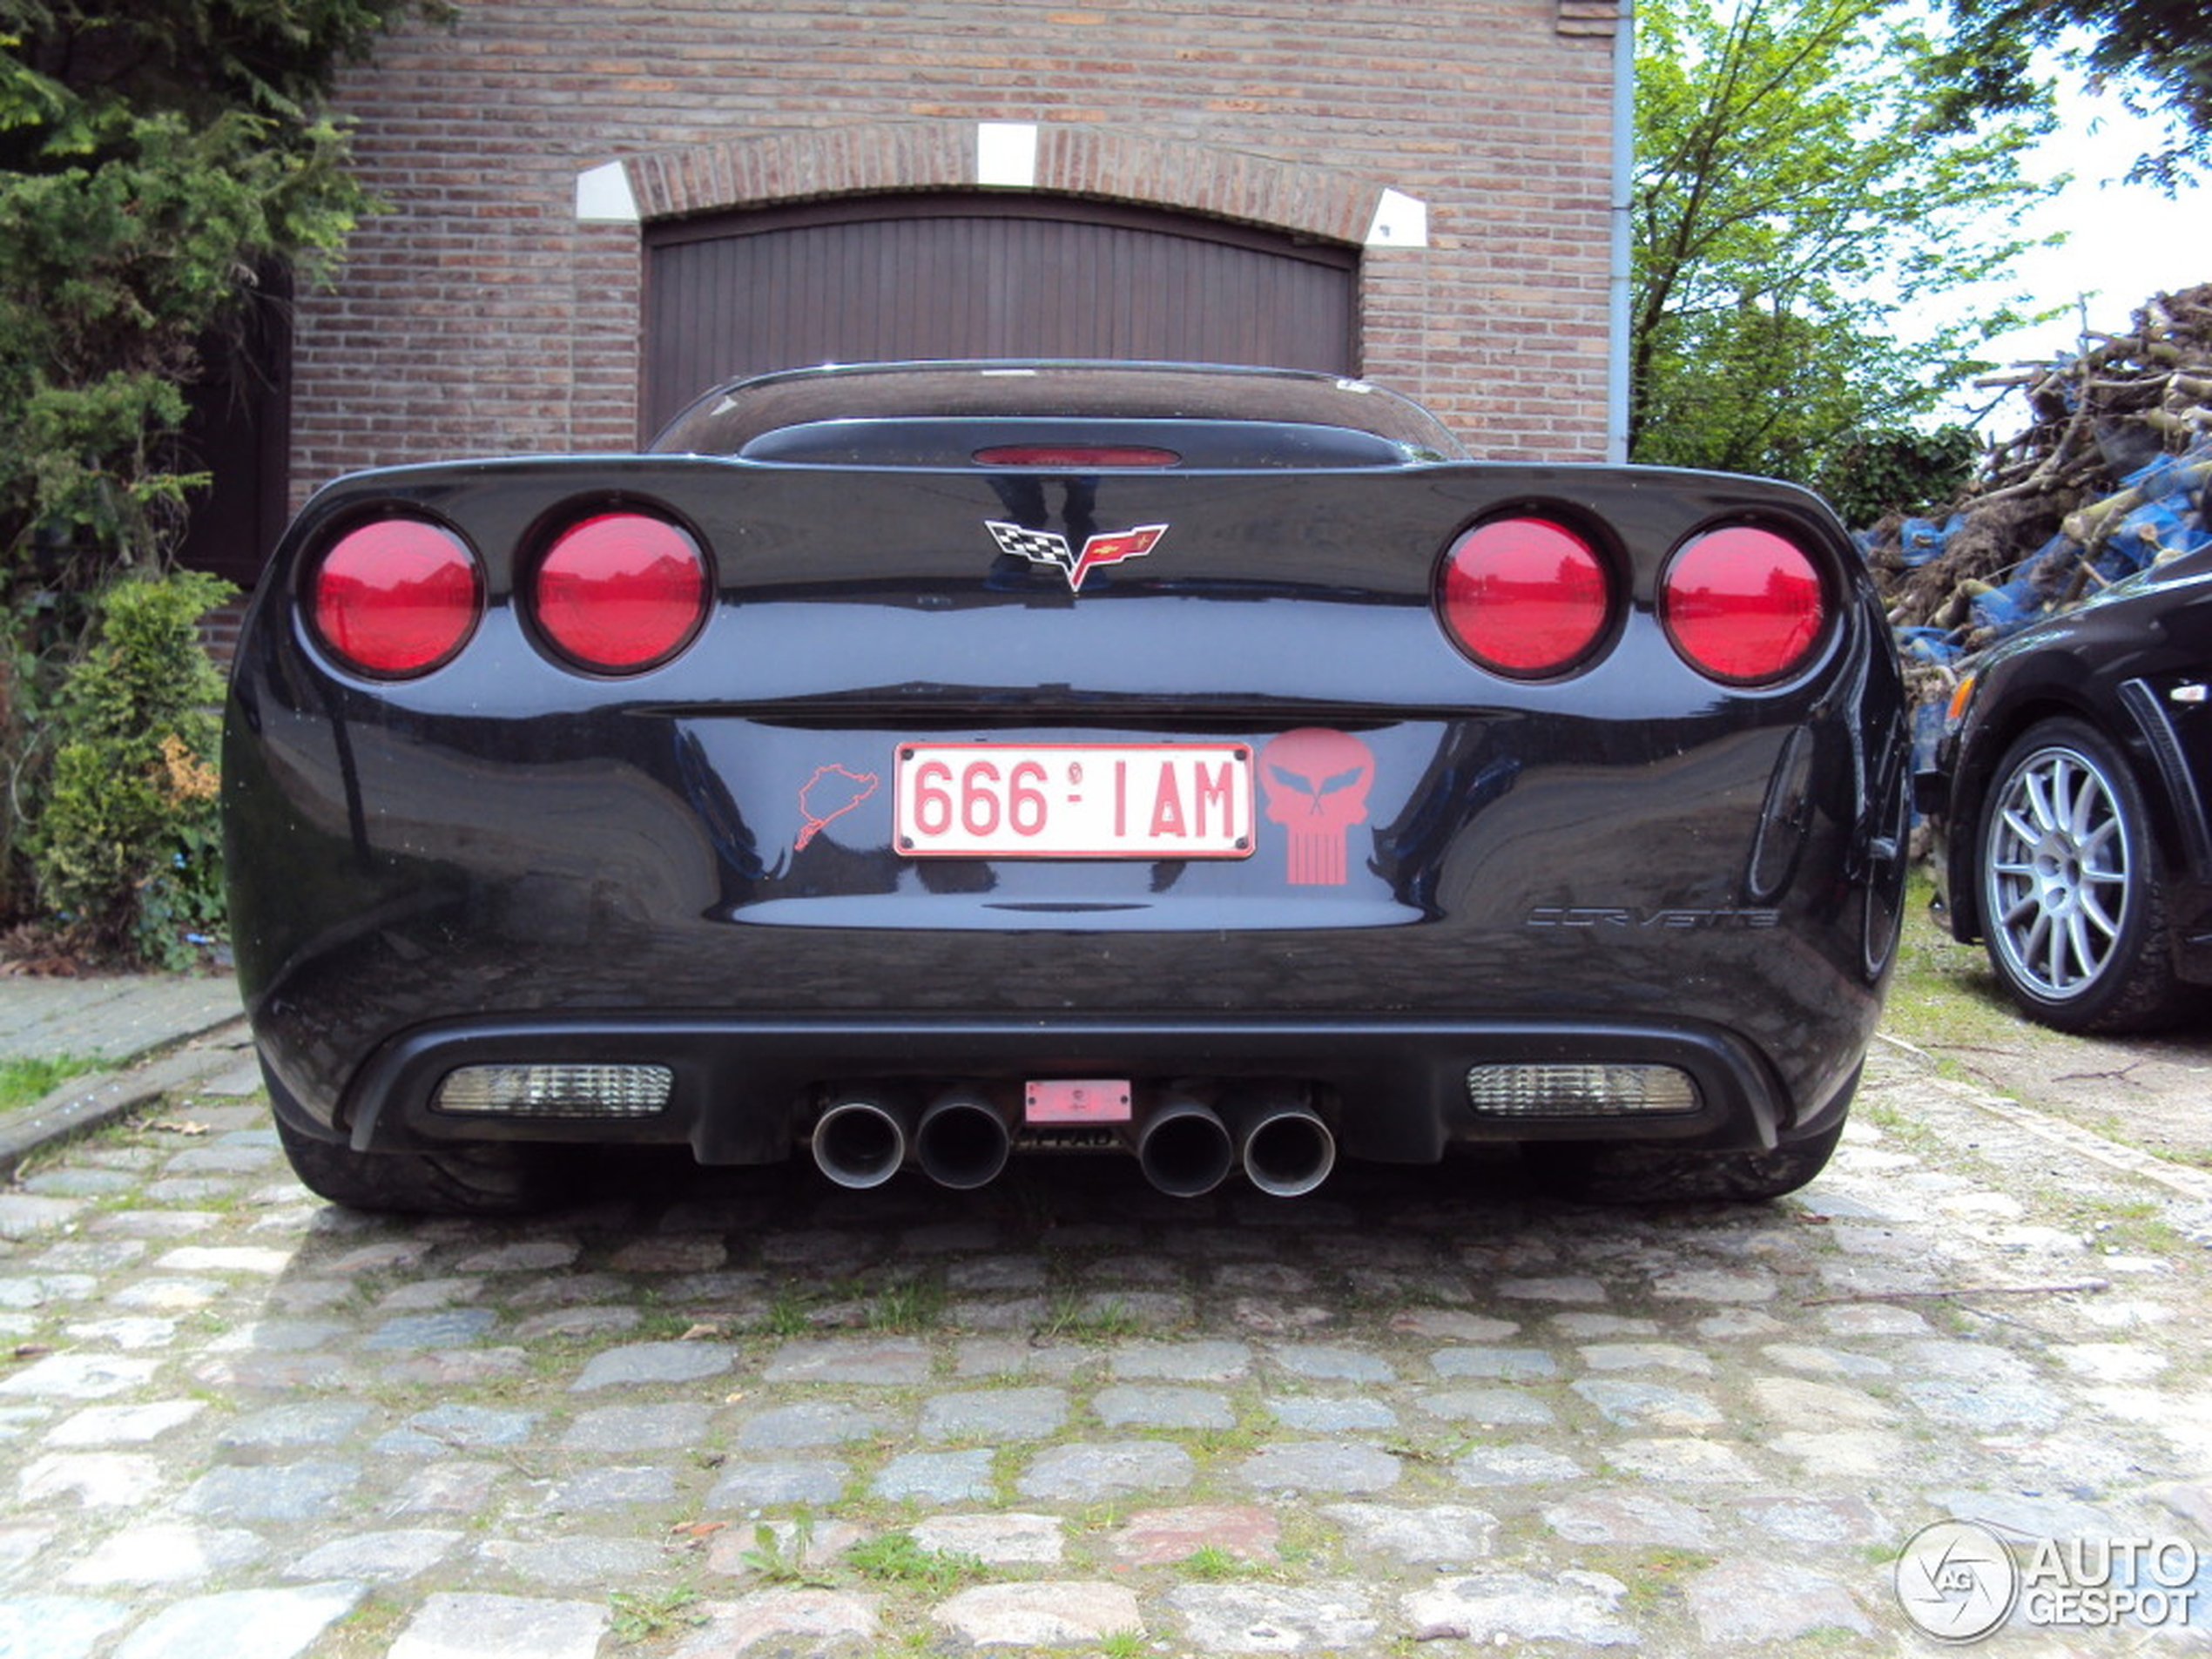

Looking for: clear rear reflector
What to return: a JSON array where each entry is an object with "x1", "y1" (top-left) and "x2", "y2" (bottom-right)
[
  {"x1": 1466, "y1": 1063, "x2": 1699, "y2": 1116},
  {"x1": 310, "y1": 517, "x2": 481, "y2": 678},
  {"x1": 532, "y1": 511, "x2": 709, "y2": 672},
  {"x1": 1662, "y1": 526, "x2": 1825, "y2": 684},
  {"x1": 435, "y1": 1064, "x2": 673, "y2": 1117},
  {"x1": 1440, "y1": 517, "x2": 1610, "y2": 677}
]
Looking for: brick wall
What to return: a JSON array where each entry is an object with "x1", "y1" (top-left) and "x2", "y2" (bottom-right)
[{"x1": 292, "y1": 0, "x2": 1621, "y2": 498}]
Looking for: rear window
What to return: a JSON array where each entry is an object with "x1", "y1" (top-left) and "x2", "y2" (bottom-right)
[{"x1": 650, "y1": 361, "x2": 1467, "y2": 468}]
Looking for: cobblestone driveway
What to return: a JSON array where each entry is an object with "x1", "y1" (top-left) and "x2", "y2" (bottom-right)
[{"x1": 3, "y1": 1045, "x2": 2209, "y2": 1657}]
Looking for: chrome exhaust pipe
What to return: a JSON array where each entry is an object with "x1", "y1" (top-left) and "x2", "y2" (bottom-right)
[
  {"x1": 810, "y1": 1089, "x2": 912, "y2": 1189},
  {"x1": 1227, "y1": 1089, "x2": 1336, "y2": 1198},
  {"x1": 1132, "y1": 1089, "x2": 1236, "y2": 1198},
  {"x1": 914, "y1": 1084, "x2": 1014, "y2": 1190}
]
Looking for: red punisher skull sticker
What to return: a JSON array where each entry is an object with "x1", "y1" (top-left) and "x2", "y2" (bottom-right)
[{"x1": 1259, "y1": 728, "x2": 1375, "y2": 886}]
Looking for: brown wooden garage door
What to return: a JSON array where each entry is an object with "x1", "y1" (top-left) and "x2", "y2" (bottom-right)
[{"x1": 641, "y1": 192, "x2": 1359, "y2": 438}]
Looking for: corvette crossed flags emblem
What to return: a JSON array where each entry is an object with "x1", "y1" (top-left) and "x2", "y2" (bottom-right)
[{"x1": 986, "y1": 520, "x2": 1168, "y2": 591}]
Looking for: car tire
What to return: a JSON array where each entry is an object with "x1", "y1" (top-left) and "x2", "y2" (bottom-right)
[
  {"x1": 273, "y1": 1109, "x2": 574, "y2": 1217},
  {"x1": 1976, "y1": 717, "x2": 2185, "y2": 1033},
  {"x1": 1522, "y1": 1119, "x2": 1845, "y2": 1204}
]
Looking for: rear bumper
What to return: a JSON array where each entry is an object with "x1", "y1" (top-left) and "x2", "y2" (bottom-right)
[{"x1": 280, "y1": 1010, "x2": 1844, "y2": 1165}]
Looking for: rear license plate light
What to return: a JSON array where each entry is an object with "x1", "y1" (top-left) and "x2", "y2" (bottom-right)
[{"x1": 1024, "y1": 1080, "x2": 1134, "y2": 1125}]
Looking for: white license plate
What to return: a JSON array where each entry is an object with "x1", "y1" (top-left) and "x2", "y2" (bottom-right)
[{"x1": 894, "y1": 743, "x2": 1255, "y2": 860}]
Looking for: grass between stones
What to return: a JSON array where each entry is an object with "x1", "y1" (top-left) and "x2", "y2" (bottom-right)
[
  {"x1": 1175, "y1": 1541, "x2": 1258, "y2": 1581},
  {"x1": 845, "y1": 1528, "x2": 988, "y2": 1594},
  {"x1": 1032, "y1": 1290, "x2": 1143, "y2": 1343},
  {"x1": 608, "y1": 1583, "x2": 710, "y2": 1642},
  {"x1": 314, "y1": 1593, "x2": 412, "y2": 1659},
  {"x1": 1615, "y1": 1546, "x2": 1719, "y2": 1614},
  {"x1": 0, "y1": 1052, "x2": 105, "y2": 1114}
]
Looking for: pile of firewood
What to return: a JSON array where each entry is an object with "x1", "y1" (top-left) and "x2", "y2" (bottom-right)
[{"x1": 1867, "y1": 283, "x2": 2212, "y2": 700}]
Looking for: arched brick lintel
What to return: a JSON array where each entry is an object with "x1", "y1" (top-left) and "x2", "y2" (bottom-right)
[{"x1": 617, "y1": 122, "x2": 1389, "y2": 248}]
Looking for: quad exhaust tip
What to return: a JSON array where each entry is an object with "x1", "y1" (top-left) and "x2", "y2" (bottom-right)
[
  {"x1": 810, "y1": 1079, "x2": 1336, "y2": 1198},
  {"x1": 809, "y1": 1091, "x2": 912, "y2": 1189},
  {"x1": 1131, "y1": 1090, "x2": 1238, "y2": 1198},
  {"x1": 914, "y1": 1085, "x2": 1014, "y2": 1190},
  {"x1": 1229, "y1": 1090, "x2": 1338, "y2": 1198}
]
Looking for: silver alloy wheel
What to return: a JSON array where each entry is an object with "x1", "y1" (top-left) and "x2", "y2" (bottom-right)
[{"x1": 1982, "y1": 739, "x2": 2128, "y2": 1001}]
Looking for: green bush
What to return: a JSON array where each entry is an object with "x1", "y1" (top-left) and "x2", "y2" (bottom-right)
[
  {"x1": 1815, "y1": 426, "x2": 1982, "y2": 527},
  {"x1": 2, "y1": 0, "x2": 441, "y2": 928},
  {"x1": 25, "y1": 569, "x2": 233, "y2": 968}
]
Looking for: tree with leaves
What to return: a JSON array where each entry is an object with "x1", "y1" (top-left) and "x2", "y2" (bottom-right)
[
  {"x1": 1, "y1": 0, "x2": 440, "y2": 948},
  {"x1": 1935, "y1": 0, "x2": 2212, "y2": 188},
  {"x1": 1632, "y1": 0, "x2": 2060, "y2": 489}
]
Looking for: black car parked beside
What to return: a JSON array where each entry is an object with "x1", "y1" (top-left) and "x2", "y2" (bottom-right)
[{"x1": 1919, "y1": 526, "x2": 2212, "y2": 1032}]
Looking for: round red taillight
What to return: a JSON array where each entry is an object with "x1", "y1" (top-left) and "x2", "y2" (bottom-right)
[
  {"x1": 1439, "y1": 517, "x2": 1611, "y2": 677},
  {"x1": 531, "y1": 511, "x2": 710, "y2": 672},
  {"x1": 309, "y1": 517, "x2": 481, "y2": 678},
  {"x1": 1662, "y1": 526, "x2": 1826, "y2": 684}
]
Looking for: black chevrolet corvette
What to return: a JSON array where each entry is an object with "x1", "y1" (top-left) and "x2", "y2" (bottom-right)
[{"x1": 223, "y1": 361, "x2": 1910, "y2": 1213}]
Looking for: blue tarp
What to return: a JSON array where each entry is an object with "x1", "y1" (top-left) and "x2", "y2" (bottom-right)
[
  {"x1": 1896, "y1": 512, "x2": 1969, "y2": 567},
  {"x1": 1881, "y1": 433, "x2": 2212, "y2": 668}
]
